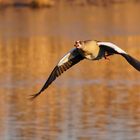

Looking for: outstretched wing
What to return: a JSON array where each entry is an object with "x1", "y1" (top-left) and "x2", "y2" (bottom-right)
[
  {"x1": 120, "y1": 53, "x2": 140, "y2": 71},
  {"x1": 31, "y1": 48, "x2": 84, "y2": 99},
  {"x1": 98, "y1": 42, "x2": 140, "y2": 71}
]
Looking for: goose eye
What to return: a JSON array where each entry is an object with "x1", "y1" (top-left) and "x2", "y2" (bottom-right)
[
  {"x1": 74, "y1": 40, "x2": 83, "y2": 48},
  {"x1": 75, "y1": 40, "x2": 81, "y2": 44}
]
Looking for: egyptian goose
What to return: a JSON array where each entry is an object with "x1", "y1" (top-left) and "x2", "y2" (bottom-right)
[{"x1": 31, "y1": 40, "x2": 140, "y2": 99}]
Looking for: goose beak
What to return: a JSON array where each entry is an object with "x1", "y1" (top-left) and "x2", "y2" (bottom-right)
[{"x1": 74, "y1": 40, "x2": 82, "y2": 49}]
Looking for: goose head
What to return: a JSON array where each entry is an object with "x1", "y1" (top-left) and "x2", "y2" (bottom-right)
[{"x1": 74, "y1": 40, "x2": 100, "y2": 60}]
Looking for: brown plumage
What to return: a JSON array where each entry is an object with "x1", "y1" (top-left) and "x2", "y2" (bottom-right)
[
  {"x1": 30, "y1": 48, "x2": 84, "y2": 99},
  {"x1": 31, "y1": 40, "x2": 140, "y2": 99}
]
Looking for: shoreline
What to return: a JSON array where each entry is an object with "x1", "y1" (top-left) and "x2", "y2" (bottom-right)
[{"x1": 0, "y1": 0, "x2": 139, "y2": 9}]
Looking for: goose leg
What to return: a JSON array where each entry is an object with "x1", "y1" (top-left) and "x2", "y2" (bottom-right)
[{"x1": 104, "y1": 55, "x2": 110, "y2": 60}]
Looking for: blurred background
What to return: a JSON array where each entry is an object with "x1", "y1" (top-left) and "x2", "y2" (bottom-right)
[{"x1": 0, "y1": 0, "x2": 140, "y2": 140}]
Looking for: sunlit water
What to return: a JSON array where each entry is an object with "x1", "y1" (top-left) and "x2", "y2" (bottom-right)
[{"x1": 0, "y1": 2, "x2": 140, "y2": 140}]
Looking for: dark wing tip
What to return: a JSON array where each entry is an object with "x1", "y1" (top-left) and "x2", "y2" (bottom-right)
[
  {"x1": 121, "y1": 53, "x2": 140, "y2": 71},
  {"x1": 29, "y1": 91, "x2": 42, "y2": 100},
  {"x1": 29, "y1": 69, "x2": 58, "y2": 100},
  {"x1": 30, "y1": 49, "x2": 84, "y2": 100}
]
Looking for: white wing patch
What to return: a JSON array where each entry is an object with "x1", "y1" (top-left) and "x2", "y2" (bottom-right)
[
  {"x1": 57, "y1": 48, "x2": 76, "y2": 66},
  {"x1": 98, "y1": 42, "x2": 127, "y2": 54}
]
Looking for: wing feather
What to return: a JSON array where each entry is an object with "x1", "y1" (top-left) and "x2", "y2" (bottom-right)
[
  {"x1": 98, "y1": 42, "x2": 127, "y2": 54},
  {"x1": 98, "y1": 42, "x2": 140, "y2": 71},
  {"x1": 30, "y1": 48, "x2": 84, "y2": 99},
  {"x1": 121, "y1": 53, "x2": 140, "y2": 71}
]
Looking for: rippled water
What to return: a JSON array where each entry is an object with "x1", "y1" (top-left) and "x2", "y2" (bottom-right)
[{"x1": 0, "y1": 2, "x2": 140, "y2": 140}]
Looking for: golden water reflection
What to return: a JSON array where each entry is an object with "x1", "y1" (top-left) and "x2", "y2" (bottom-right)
[{"x1": 0, "y1": 3, "x2": 140, "y2": 140}]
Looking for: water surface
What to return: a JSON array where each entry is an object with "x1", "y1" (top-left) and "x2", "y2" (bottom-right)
[{"x1": 0, "y1": 3, "x2": 140, "y2": 140}]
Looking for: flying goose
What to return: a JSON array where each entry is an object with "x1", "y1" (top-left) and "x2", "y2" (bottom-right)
[{"x1": 31, "y1": 40, "x2": 140, "y2": 99}]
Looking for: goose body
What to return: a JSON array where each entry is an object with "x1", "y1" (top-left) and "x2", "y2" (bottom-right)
[{"x1": 31, "y1": 40, "x2": 140, "y2": 99}]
